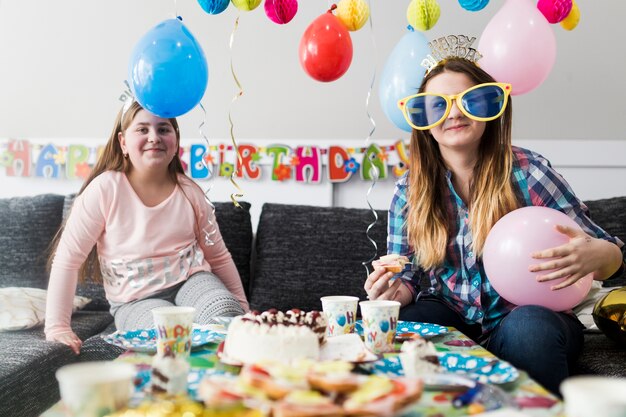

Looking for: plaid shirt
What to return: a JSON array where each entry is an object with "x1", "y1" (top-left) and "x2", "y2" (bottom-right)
[{"x1": 388, "y1": 146, "x2": 624, "y2": 333}]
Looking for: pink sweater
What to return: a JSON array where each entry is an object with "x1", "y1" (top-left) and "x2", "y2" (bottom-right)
[{"x1": 45, "y1": 171, "x2": 249, "y2": 338}]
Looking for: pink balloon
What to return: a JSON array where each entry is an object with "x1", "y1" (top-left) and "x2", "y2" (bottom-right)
[
  {"x1": 264, "y1": 0, "x2": 298, "y2": 25},
  {"x1": 483, "y1": 206, "x2": 593, "y2": 311},
  {"x1": 478, "y1": 0, "x2": 556, "y2": 96}
]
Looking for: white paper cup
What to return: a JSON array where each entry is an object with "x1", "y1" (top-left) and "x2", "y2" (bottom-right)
[
  {"x1": 321, "y1": 295, "x2": 359, "y2": 337},
  {"x1": 56, "y1": 361, "x2": 135, "y2": 417},
  {"x1": 561, "y1": 376, "x2": 626, "y2": 417},
  {"x1": 151, "y1": 306, "x2": 195, "y2": 358},
  {"x1": 359, "y1": 300, "x2": 400, "y2": 354}
]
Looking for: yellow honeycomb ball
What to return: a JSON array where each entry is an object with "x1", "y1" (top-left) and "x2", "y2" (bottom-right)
[
  {"x1": 231, "y1": 0, "x2": 262, "y2": 12},
  {"x1": 560, "y1": 0, "x2": 580, "y2": 31},
  {"x1": 336, "y1": 0, "x2": 370, "y2": 31},
  {"x1": 407, "y1": 0, "x2": 440, "y2": 31}
]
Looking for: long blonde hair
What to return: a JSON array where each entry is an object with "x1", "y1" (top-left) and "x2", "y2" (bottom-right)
[
  {"x1": 406, "y1": 58, "x2": 519, "y2": 270},
  {"x1": 47, "y1": 102, "x2": 193, "y2": 282}
]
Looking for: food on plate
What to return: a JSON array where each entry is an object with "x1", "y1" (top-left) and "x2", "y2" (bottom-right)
[
  {"x1": 399, "y1": 338, "x2": 444, "y2": 377},
  {"x1": 239, "y1": 361, "x2": 311, "y2": 400},
  {"x1": 372, "y1": 254, "x2": 411, "y2": 273},
  {"x1": 307, "y1": 360, "x2": 361, "y2": 394},
  {"x1": 342, "y1": 375, "x2": 424, "y2": 416},
  {"x1": 106, "y1": 393, "x2": 264, "y2": 417},
  {"x1": 272, "y1": 390, "x2": 345, "y2": 417},
  {"x1": 199, "y1": 360, "x2": 424, "y2": 417},
  {"x1": 223, "y1": 309, "x2": 327, "y2": 365}
]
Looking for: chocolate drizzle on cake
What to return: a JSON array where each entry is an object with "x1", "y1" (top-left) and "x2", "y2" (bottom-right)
[{"x1": 241, "y1": 309, "x2": 327, "y2": 345}]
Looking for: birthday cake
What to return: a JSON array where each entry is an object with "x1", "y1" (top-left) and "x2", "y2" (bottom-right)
[{"x1": 223, "y1": 309, "x2": 327, "y2": 365}]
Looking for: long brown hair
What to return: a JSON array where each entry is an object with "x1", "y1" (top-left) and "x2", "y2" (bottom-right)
[
  {"x1": 47, "y1": 102, "x2": 188, "y2": 282},
  {"x1": 406, "y1": 58, "x2": 519, "y2": 270}
]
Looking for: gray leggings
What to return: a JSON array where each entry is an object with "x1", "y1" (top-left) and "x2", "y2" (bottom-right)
[{"x1": 112, "y1": 271, "x2": 245, "y2": 331}]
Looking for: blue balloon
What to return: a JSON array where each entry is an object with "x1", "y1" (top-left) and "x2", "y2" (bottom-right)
[
  {"x1": 378, "y1": 29, "x2": 430, "y2": 132},
  {"x1": 197, "y1": 0, "x2": 230, "y2": 15},
  {"x1": 128, "y1": 18, "x2": 208, "y2": 118}
]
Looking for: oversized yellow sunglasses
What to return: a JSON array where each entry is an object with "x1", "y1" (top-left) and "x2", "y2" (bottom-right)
[{"x1": 397, "y1": 82, "x2": 512, "y2": 130}]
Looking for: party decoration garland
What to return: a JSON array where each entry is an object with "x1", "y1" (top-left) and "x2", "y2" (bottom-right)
[
  {"x1": 406, "y1": 0, "x2": 440, "y2": 31},
  {"x1": 336, "y1": 0, "x2": 370, "y2": 32},
  {"x1": 537, "y1": 0, "x2": 572, "y2": 24},
  {"x1": 0, "y1": 138, "x2": 409, "y2": 184},
  {"x1": 560, "y1": 0, "x2": 580, "y2": 30},
  {"x1": 197, "y1": 102, "x2": 218, "y2": 246},
  {"x1": 264, "y1": 0, "x2": 298, "y2": 24},
  {"x1": 458, "y1": 0, "x2": 489, "y2": 12},
  {"x1": 360, "y1": 0, "x2": 379, "y2": 275},
  {"x1": 197, "y1": 0, "x2": 230, "y2": 14},
  {"x1": 227, "y1": 16, "x2": 245, "y2": 207},
  {"x1": 231, "y1": 0, "x2": 262, "y2": 12}
]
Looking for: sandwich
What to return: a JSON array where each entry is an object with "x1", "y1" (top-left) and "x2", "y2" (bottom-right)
[
  {"x1": 342, "y1": 375, "x2": 424, "y2": 416},
  {"x1": 372, "y1": 254, "x2": 411, "y2": 273}
]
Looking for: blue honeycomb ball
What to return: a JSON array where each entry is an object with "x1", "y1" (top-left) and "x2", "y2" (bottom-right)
[{"x1": 458, "y1": 0, "x2": 489, "y2": 12}]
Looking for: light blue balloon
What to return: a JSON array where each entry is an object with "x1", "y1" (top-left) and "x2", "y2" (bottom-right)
[
  {"x1": 379, "y1": 29, "x2": 430, "y2": 132},
  {"x1": 197, "y1": 0, "x2": 230, "y2": 15},
  {"x1": 128, "y1": 18, "x2": 208, "y2": 118}
]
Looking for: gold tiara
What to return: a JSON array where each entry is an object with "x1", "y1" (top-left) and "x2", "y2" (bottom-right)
[{"x1": 421, "y1": 35, "x2": 483, "y2": 74}]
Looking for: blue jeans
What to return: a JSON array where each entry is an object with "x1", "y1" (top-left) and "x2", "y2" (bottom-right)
[
  {"x1": 484, "y1": 305, "x2": 584, "y2": 396},
  {"x1": 401, "y1": 299, "x2": 584, "y2": 395}
]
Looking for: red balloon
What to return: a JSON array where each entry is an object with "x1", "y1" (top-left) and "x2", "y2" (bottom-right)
[{"x1": 299, "y1": 11, "x2": 353, "y2": 82}]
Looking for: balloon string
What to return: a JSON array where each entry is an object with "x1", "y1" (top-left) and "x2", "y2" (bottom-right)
[
  {"x1": 228, "y1": 15, "x2": 244, "y2": 208},
  {"x1": 173, "y1": 0, "x2": 178, "y2": 18},
  {"x1": 362, "y1": 0, "x2": 380, "y2": 278},
  {"x1": 197, "y1": 102, "x2": 217, "y2": 246}
]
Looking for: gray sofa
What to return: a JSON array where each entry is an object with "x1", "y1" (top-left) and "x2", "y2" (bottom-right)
[{"x1": 1, "y1": 194, "x2": 624, "y2": 417}]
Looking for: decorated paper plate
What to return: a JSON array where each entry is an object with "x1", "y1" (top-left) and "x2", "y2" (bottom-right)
[
  {"x1": 355, "y1": 320, "x2": 449, "y2": 339},
  {"x1": 103, "y1": 324, "x2": 225, "y2": 353},
  {"x1": 367, "y1": 352, "x2": 519, "y2": 385}
]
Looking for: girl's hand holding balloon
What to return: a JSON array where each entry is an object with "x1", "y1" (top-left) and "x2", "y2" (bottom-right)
[{"x1": 530, "y1": 225, "x2": 622, "y2": 290}]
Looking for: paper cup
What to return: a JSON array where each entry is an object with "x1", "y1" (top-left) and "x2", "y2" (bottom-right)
[
  {"x1": 56, "y1": 361, "x2": 135, "y2": 417},
  {"x1": 561, "y1": 376, "x2": 626, "y2": 417},
  {"x1": 151, "y1": 306, "x2": 195, "y2": 358},
  {"x1": 359, "y1": 300, "x2": 400, "y2": 354},
  {"x1": 321, "y1": 295, "x2": 359, "y2": 336}
]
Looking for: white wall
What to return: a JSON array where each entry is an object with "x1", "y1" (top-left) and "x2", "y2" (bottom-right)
[{"x1": 1, "y1": 1, "x2": 625, "y2": 226}]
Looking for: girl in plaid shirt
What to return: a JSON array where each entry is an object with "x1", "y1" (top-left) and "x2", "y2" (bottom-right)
[{"x1": 364, "y1": 57, "x2": 623, "y2": 394}]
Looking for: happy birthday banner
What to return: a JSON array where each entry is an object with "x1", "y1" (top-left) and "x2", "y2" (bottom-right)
[{"x1": 0, "y1": 139, "x2": 410, "y2": 184}]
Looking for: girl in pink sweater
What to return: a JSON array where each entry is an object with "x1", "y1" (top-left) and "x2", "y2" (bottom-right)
[{"x1": 45, "y1": 101, "x2": 249, "y2": 354}]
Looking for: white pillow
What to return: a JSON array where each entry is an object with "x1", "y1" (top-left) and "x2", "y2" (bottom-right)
[{"x1": 0, "y1": 287, "x2": 91, "y2": 331}]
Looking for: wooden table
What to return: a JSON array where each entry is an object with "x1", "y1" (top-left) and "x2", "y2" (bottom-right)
[{"x1": 43, "y1": 325, "x2": 565, "y2": 417}]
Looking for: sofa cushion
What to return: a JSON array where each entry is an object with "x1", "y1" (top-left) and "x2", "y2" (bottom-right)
[
  {"x1": 0, "y1": 310, "x2": 113, "y2": 417},
  {"x1": 214, "y1": 201, "x2": 253, "y2": 297},
  {"x1": 584, "y1": 196, "x2": 626, "y2": 287},
  {"x1": 0, "y1": 194, "x2": 65, "y2": 290},
  {"x1": 62, "y1": 195, "x2": 253, "y2": 310},
  {"x1": 250, "y1": 203, "x2": 388, "y2": 312}
]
